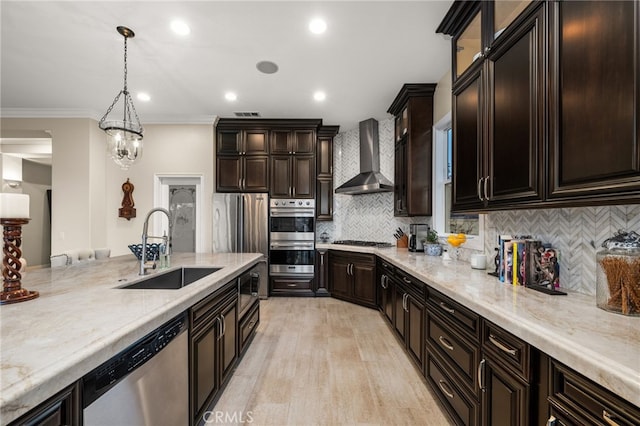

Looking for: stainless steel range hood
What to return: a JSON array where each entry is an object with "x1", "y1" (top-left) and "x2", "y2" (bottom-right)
[{"x1": 335, "y1": 118, "x2": 393, "y2": 195}]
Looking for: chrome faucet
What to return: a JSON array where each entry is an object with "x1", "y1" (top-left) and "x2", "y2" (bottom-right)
[{"x1": 140, "y1": 207, "x2": 173, "y2": 275}]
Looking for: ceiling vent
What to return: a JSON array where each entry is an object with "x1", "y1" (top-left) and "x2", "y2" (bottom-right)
[{"x1": 234, "y1": 112, "x2": 261, "y2": 118}]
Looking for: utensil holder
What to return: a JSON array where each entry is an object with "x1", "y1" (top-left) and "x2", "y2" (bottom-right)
[{"x1": 397, "y1": 235, "x2": 408, "y2": 248}]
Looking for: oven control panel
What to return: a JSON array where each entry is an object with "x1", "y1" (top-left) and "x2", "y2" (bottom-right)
[{"x1": 270, "y1": 199, "x2": 315, "y2": 208}]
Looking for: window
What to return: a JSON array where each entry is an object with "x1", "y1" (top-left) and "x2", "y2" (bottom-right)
[{"x1": 433, "y1": 112, "x2": 484, "y2": 251}]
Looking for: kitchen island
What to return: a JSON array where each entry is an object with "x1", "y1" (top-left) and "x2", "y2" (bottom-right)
[
  {"x1": 318, "y1": 243, "x2": 640, "y2": 412},
  {"x1": 0, "y1": 252, "x2": 262, "y2": 424}
]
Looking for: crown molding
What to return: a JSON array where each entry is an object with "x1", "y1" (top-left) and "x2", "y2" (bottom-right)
[
  {"x1": 0, "y1": 109, "x2": 218, "y2": 125},
  {"x1": 0, "y1": 108, "x2": 102, "y2": 121}
]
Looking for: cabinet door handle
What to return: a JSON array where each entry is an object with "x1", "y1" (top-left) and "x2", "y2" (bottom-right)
[
  {"x1": 437, "y1": 380, "x2": 455, "y2": 399},
  {"x1": 404, "y1": 293, "x2": 409, "y2": 312},
  {"x1": 320, "y1": 253, "x2": 324, "y2": 266},
  {"x1": 351, "y1": 264, "x2": 354, "y2": 275},
  {"x1": 603, "y1": 409, "x2": 622, "y2": 426},
  {"x1": 220, "y1": 313, "x2": 226, "y2": 337},
  {"x1": 438, "y1": 335, "x2": 454, "y2": 351},
  {"x1": 396, "y1": 199, "x2": 402, "y2": 211},
  {"x1": 380, "y1": 275, "x2": 388, "y2": 289},
  {"x1": 477, "y1": 177, "x2": 485, "y2": 201},
  {"x1": 546, "y1": 416, "x2": 557, "y2": 426},
  {"x1": 239, "y1": 178, "x2": 242, "y2": 189},
  {"x1": 484, "y1": 175, "x2": 490, "y2": 201},
  {"x1": 439, "y1": 301, "x2": 455, "y2": 315},
  {"x1": 478, "y1": 359, "x2": 486, "y2": 391},
  {"x1": 215, "y1": 316, "x2": 223, "y2": 340},
  {"x1": 488, "y1": 334, "x2": 517, "y2": 356}
]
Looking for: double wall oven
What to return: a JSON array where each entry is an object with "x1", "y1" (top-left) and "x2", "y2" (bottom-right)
[{"x1": 269, "y1": 199, "x2": 315, "y2": 293}]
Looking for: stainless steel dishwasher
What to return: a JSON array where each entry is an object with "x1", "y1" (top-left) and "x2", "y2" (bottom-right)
[{"x1": 82, "y1": 312, "x2": 188, "y2": 426}]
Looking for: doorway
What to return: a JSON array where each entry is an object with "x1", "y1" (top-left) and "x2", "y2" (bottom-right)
[{"x1": 154, "y1": 174, "x2": 204, "y2": 253}]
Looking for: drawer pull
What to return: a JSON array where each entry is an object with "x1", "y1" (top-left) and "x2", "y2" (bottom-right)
[
  {"x1": 287, "y1": 284, "x2": 297, "y2": 287},
  {"x1": 380, "y1": 275, "x2": 388, "y2": 289},
  {"x1": 438, "y1": 335, "x2": 454, "y2": 351},
  {"x1": 438, "y1": 380, "x2": 455, "y2": 399},
  {"x1": 546, "y1": 416, "x2": 557, "y2": 426},
  {"x1": 489, "y1": 334, "x2": 517, "y2": 356},
  {"x1": 402, "y1": 277, "x2": 411, "y2": 284},
  {"x1": 603, "y1": 409, "x2": 621, "y2": 426},
  {"x1": 439, "y1": 301, "x2": 455, "y2": 314},
  {"x1": 247, "y1": 320, "x2": 256, "y2": 330}
]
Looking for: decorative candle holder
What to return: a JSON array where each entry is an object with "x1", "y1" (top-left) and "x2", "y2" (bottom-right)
[{"x1": 1, "y1": 218, "x2": 38, "y2": 304}]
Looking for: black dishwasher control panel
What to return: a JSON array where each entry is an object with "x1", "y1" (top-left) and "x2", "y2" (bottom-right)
[{"x1": 82, "y1": 312, "x2": 187, "y2": 408}]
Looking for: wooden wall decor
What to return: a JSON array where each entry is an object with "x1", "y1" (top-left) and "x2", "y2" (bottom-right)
[{"x1": 119, "y1": 178, "x2": 136, "y2": 220}]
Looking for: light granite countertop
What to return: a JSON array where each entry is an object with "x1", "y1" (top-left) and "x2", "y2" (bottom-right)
[
  {"x1": 318, "y1": 243, "x2": 640, "y2": 409},
  {"x1": 0, "y1": 252, "x2": 263, "y2": 424}
]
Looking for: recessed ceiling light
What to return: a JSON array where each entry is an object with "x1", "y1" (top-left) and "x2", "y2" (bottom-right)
[
  {"x1": 225, "y1": 92, "x2": 237, "y2": 101},
  {"x1": 137, "y1": 92, "x2": 151, "y2": 102},
  {"x1": 309, "y1": 18, "x2": 327, "y2": 34},
  {"x1": 256, "y1": 61, "x2": 279, "y2": 74},
  {"x1": 313, "y1": 91, "x2": 326, "y2": 102},
  {"x1": 171, "y1": 20, "x2": 190, "y2": 36}
]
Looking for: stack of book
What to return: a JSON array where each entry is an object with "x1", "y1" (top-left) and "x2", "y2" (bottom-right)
[{"x1": 497, "y1": 235, "x2": 560, "y2": 289}]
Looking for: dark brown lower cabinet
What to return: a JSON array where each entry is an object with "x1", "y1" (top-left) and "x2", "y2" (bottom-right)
[
  {"x1": 548, "y1": 360, "x2": 640, "y2": 426},
  {"x1": 239, "y1": 300, "x2": 260, "y2": 355},
  {"x1": 189, "y1": 282, "x2": 238, "y2": 425},
  {"x1": 8, "y1": 381, "x2": 81, "y2": 426},
  {"x1": 328, "y1": 251, "x2": 376, "y2": 308},
  {"x1": 376, "y1": 259, "x2": 395, "y2": 324},
  {"x1": 481, "y1": 356, "x2": 529, "y2": 426},
  {"x1": 315, "y1": 249, "x2": 329, "y2": 296},
  {"x1": 426, "y1": 352, "x2": 480, "y2": 426}
]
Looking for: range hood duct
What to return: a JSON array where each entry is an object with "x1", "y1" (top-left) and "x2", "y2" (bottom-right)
[{"x1": 335, "y1": 118, "x2": 393, "y2": 195}]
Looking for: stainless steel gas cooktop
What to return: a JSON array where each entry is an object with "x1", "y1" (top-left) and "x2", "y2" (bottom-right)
[{"x1": 332, "y1": 240, "x2": 393, "y2": 248}]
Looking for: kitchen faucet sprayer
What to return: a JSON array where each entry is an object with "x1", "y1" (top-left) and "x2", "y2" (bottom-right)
[{"x1": 140, "y1": 207, "x2": 173, "y2": 275}]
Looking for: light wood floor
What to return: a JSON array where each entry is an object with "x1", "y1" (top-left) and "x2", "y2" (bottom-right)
[{"x1": 213, "y1": 297, "x2": 453, "y2": 425}]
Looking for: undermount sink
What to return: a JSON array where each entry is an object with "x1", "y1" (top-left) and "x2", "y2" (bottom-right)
[{"x1": 119, "y1": 267, "x2": 222, "y2": 290}]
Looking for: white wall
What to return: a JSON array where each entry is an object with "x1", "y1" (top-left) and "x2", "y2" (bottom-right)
[
  {"x1": 433, "y1": 70, "x2": 452, "y2": 124},
  {"x1": 105, "y1": 124, "x2": 214, "y2": 256},
  {"x1": 1, "y1": 118, "x2": 214, "y2": 258}
]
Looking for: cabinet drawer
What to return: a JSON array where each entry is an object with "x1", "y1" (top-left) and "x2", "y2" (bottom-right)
[
  {"x1": 482, "y1": 320, "x2": 530, "y2": 380},
  {"x1": 395, "y1": 269, "x2": 426, "y2": 301},
  {"x1": 428, "y1": 289, "x2": 480, "y2": 340},
  {"x1": 271, "y1": 278, "x2": 313, "y2": 291},
  {"x1": 427, "y1": 312, "x2": 480, "y2": 395},
  {"x1": 239, "y1": 302, "x2": 260, "y2": 354},
  {"x1": 190, "y1": 281, "x2": 237, "y2": 329},
  {"x1": 549, "y1": 360, "x2": 640, "y2": 426},
  {"x1": 426, "y1": 353, "x2": 480, "y2": 426}
]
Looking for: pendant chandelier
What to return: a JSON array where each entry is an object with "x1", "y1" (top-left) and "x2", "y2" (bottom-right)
[{"x1": 98, "y1": 26, "x2": 143, "y2": 170}]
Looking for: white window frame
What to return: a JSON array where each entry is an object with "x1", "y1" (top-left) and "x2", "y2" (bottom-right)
[{"x1": 433, "y1": 111, "x2": 485, "y2": 251}]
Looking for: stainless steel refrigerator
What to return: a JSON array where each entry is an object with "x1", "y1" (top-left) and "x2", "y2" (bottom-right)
[{"x1": 212, "y1": 193, "x2": 269, "y2": 298}]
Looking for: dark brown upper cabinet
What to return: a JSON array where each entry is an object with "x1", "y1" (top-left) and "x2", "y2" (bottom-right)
[
  {"x1": 316, "y1": 125, "x2": 339, "y2": 220},
  {"x1": 216, "y1": 118, "x2": 323, "y2": 196},
  {"x1": 547, "y1": 0, "x2": 640, "y2": 203},
  {"x1": 387, "y1": 84, "x2": 437, "y2": 216},
  {"x1": 440, "y1": 1, "x2": 544, "y2": 212},
  {"x1": 270, "y1": 129, "x2": 316, "y2": 155},
  {"x1": 441, "y1": 0, "x2": 640, "y2": 210}
]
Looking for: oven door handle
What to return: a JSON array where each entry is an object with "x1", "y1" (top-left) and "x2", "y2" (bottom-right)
[
  {"x1": 270, "y1": 242, "x2": 315, "y2": 250},
  {"x1": 270, "y1": 209, "x2": 315, "y2": 217}
]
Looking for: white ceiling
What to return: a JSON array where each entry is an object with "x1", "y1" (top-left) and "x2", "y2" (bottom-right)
[{"x1": 0, "y1": 1, "x2": 453, "y2": 133}]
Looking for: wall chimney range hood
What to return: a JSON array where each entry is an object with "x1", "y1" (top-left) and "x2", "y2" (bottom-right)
[{"x1": 335, "y1": 118, "x2": 393, "y2": 195}]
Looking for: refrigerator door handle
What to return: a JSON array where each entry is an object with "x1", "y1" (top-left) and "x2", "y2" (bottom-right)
[{"x1": 238, "y1": 195, "x2": 244, "y2": 253}]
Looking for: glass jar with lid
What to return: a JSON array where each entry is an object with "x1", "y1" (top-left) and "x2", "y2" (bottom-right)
[{"x1": 596, "y1": 230, "x2": 640, "y2": 316}]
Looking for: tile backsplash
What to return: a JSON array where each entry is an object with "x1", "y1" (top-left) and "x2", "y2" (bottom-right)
[
  {"x1": 484, "y1": 206, "x2": 640, "y2": 296},
  {"x1": 316, "y1": 117, "x2": 430, "y2": 243},
  {"x1": 317, "y1": 118, "x2": 639, "y2": 297}
]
